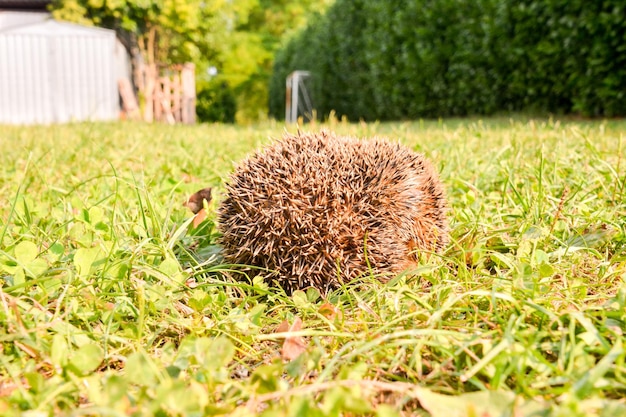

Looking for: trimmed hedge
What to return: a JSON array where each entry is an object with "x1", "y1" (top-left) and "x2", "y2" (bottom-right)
[{"x1": 269, "y1": 0, "x2": 626, "y2": 120}]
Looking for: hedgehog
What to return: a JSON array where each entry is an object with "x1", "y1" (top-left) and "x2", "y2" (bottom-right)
[{"x1": 217, "y1": 130, "x2": 449, "y2": 293}]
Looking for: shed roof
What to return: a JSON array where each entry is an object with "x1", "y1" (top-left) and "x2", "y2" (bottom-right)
[
  {"x1": 0, "y1": 0, "x2": 51, "y2": 10},
  {"x1": 0, "y1": 18, "x2": 115, "y2": 36}
]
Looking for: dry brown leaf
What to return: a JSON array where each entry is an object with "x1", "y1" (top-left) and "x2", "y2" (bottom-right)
[
  {"x1": 276, "y1": 317, "x2": 307, "y2": 361},
  {"x1": 183, "y1": 187, "x2": 213, "y2": 214},
  {"x1": 192, "y1": 208, "x2": 208, "y2": 228},
  {"x1": 174, "y1": 301, "x2": 194, "y2": 316},
  {"x1": 357, "y1": 300, "x2": 381, "y2": 320},
  {"x1": 318, "y1": 302, "x2": 342, "y2": 321},
  {"x1": 275, "y1": 319, "x2": 291, "y2": 334},
  {"x1": 14, "y1": 340, "x2": 39, "y2": 358},
  {"x1": 0, "y1": 379, "x2": 28, "y2": 398}
]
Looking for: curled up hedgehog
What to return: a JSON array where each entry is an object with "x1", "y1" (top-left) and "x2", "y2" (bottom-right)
[{"x1": 215, "y1": 130, "x2": 449, "y2": 294}]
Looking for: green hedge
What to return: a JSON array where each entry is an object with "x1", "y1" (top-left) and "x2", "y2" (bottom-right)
[
  {"x1": 269, "y1": 0, "x2": 626, "y2": 120},
  {"x1": 196, "y1": 80, "x2": 237, "y2": 124}
]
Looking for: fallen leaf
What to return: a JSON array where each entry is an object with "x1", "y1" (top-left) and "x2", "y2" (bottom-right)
[
  {"x1": 14, "y1": 341, "x2": 39, "y2": 358},
  {"x1": 0, "y1": 379, "x2": 28, "y2": 398},
  {"x1": 174, "y1": 301, "x2": 194, "y2": 316},
  {"x1": 184, "y1": 187, "x2": 213, "y2": 214},
  {"x1": 357, "y1": 299, "x2": 380, "y2": 320},
  {"x1": 192, "y1": 208, "x2": 208, "y2": 228},
  {"x1": 275, "y1": 319, "x2": 291, "y2": 334},
  {"x1": 319, "y1": 302, "x2": 342, "y2": 321},
  {"x1": 276, "y1": 317, "x2": 307, "y2": 361}
]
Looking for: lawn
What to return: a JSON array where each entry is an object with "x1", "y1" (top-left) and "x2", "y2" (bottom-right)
[{"x1": 0, "y1": 117, "x2": 625, "y2": 416}]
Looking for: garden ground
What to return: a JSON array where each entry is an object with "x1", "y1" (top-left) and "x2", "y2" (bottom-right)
[{"x1": 0, "y1": 117, "x2": 625, "y2": 416}]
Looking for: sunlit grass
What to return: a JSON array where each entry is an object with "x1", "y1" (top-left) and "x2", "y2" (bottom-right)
[{"x1": 0, "y1": 117, "x2": 625, "y2": 416}]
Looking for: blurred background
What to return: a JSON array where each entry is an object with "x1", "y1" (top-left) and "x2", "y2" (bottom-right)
[{"x1": 0, "y1": 0, "x2": 624, "y2": 125}]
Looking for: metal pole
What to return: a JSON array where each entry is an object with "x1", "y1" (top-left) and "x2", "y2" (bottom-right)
[
  {"x1": 285, "y1": 74, "x2": 291, "y2": 122},
  {"x1": 291, "y1": 72, "x2": 299, "y2": 123}
]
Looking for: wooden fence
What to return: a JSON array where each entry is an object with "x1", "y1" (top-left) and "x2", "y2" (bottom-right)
[{"x1": 121, "y1": 62, "x2": 196, "y2": 124}]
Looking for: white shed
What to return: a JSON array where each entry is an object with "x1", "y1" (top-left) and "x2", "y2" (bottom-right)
[{"x1": 0, "y1": 17, "x2": 123, "y2": 124}]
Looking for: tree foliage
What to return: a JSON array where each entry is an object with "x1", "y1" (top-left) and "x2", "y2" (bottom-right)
[
  {"x1": 50, "y1": 0, "x2": 245, "y2": 65},
  {"x1": 219, "y1": 0, "x2": 333, "y2": 122},
  {"x1": 270, "y1": 0, "x2": 626, "y2": 120},
  {"x1": 196, "y1": 80, "x2": 237, "y2": 123},
  {"x1": 50, "y1": 0, "x2": 332, "y2": 122}
]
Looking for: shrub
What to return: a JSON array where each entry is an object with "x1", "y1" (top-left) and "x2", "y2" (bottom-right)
[
  {"x1": 196, "y1": 80, "x2": 237, "y2": 123},
  {"x1": 269, "y1": 0, "x2": 626, "y2": 119}
]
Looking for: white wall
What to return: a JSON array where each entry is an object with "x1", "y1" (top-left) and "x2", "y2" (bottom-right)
[{"x1": 0, "y1": 18, "x2": 120, "y2": 124}]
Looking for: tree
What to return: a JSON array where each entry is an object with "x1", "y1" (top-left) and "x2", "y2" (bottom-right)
[
  {"x1": 215, "y1": 0, "x2": 333, "y2": 122},
  {"x1": 51, "y1": 0, "x2": 255, "y2": 64},
  {"x1": 50, "y1": 0, "x2": 332, "y2": 122}
]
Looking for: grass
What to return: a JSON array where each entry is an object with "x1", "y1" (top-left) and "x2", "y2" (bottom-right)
[{"x1": 0, "y1": 117, "x2": 625, "y2": 416}]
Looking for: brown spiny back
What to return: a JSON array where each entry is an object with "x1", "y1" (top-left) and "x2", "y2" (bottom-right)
[{"x1": 218, "y1": 130, "x2": 448, "y2": 293}]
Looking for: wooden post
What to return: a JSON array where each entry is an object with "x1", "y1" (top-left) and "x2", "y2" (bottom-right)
[
  {"x1": 153, "y1": 76, "x2": 162, "y2": 122},
  {"x1": 161, "y1": 76, "x2": 175, "y2": 124},
  {"x1": 172, "y1": 73, "x2": 181, "y2": 123},
  {"x1": 181, "y1": 63, "x2": 196, "y2": 124},
  {"x1": 143, "y1": 64, "x2": 156, "y2": 123}
]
